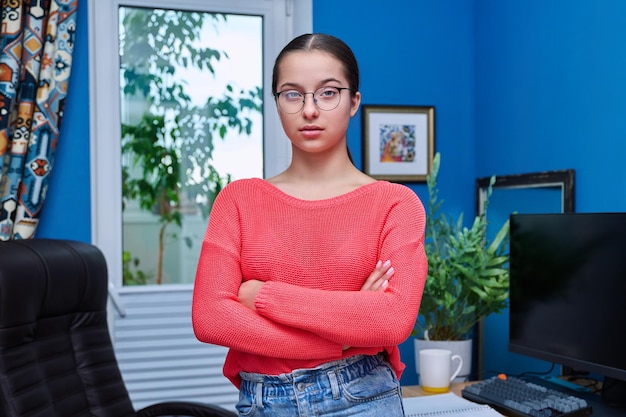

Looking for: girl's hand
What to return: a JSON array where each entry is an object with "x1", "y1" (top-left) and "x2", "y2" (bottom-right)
[
  {"x1": 343, "y1": 260, "x2": 394, "y2": 351},
  {"x1": 360, "y1": 260, "x2": 394, "y2": 292},
  {"x1": 238, "y1": 279, "x2": 265, "y2": 311}
]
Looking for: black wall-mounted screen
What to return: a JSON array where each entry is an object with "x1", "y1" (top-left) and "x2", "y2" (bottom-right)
[{"x1": 509, "y1": 212, "x2": 626, "y2": 382}]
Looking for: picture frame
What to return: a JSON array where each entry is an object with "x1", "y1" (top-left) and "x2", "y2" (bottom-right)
[{"x1": 362, "y1": 105, "x2": 435, "y2": 182}]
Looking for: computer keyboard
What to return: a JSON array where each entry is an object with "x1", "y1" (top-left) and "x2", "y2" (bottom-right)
[{"x1": 461, "y1": 376, "x2": 593, "y2": 417}]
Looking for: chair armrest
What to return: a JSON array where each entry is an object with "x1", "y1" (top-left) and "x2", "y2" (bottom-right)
[{"x1": 136, "y1": 401, "x2": 237, "y2": 417}]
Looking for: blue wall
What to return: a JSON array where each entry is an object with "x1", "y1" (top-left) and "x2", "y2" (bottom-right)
[
  {"x1": 38, "y1": 0, "x2": 626, "y2": 386},
  {"x1": 475, "y1": 0, "x2": 626, "y2": 214}
]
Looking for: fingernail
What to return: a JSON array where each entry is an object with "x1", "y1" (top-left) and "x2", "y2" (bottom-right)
[
  {"x1": 383, "y1": 259, "x2": 391, "y2": 267},
  {"x1": 386, "y1": 267, "x2": 395, "y2": 275},
  {"x1": 376, "y1": 260, "x2": 382, "y2": 268}
]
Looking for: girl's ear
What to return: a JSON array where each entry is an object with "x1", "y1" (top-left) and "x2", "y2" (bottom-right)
[{"x1": 350, "y1": 91, "x2": 361, "y2": 117}]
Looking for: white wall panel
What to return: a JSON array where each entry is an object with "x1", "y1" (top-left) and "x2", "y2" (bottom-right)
[{"x1": 113, "y1": 290, "x2": 239, "y2": 411}]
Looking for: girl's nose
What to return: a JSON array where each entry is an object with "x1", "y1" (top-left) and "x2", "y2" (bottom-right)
[{"x1": 301, "y1": 93, "x2": 319, "y2": 118}]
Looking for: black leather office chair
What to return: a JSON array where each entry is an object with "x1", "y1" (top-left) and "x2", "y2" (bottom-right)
[{"x1": 0, "y1": 238, "x2": 236, "y2": 417}]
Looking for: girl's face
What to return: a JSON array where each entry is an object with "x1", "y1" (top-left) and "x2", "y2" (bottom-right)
[{"x1": 274, "y1": 50, "x2": 361, "y2": 156}]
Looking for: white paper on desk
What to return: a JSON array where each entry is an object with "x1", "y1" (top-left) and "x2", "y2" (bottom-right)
[{"x1": 403, "y1": 392, "x2": 502, "y2": 417}]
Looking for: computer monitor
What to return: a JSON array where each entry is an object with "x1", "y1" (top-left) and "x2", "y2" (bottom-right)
[{"x1": 508, "y1": 212, "x2": 626, "y2": 386}]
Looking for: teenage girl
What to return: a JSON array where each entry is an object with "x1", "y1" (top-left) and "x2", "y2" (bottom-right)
[{"x1": 192, "y1": 33, "x2": 427, "y2": 417}]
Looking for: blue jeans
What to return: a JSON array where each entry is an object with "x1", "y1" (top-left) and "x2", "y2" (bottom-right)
[{"x1": 236, "y1": 354, "x2": 406, "y2": 416}]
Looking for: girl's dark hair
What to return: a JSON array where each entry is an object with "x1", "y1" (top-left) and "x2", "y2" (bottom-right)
[{"x1": 272, "y1": 33, "x2": 360, "y2": 95}]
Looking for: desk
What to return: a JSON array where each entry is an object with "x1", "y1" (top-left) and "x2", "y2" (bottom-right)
[
  {"x1": 403, "y1": 383, "x2": 471, "y2": 398},
  {"x1": 405, "y1": 380, "x2": 626, "y2": 417}
]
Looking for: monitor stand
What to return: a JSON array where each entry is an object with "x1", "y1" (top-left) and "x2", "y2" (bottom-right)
[{"x1": 601, "y1": 377, "x2": 626, "y2": 409}]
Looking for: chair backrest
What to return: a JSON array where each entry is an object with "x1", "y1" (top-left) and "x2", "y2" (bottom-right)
[{"x1": 0, "y1": 239, "x2": 137, "y2": 417}]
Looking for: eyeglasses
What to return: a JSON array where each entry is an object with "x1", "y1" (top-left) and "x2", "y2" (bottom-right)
[{"x1": 274, "y1": 86, "x2": 353, "y2": 114}]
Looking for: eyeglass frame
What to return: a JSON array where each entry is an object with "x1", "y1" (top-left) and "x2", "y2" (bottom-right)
[{"x1": 273, "y1": 86, "x2": 354, "y2": 114}]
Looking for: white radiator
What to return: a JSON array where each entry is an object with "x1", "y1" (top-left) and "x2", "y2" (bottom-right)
[{"x1": 112, "y1": 289, "x2": 239, "y2": 411}]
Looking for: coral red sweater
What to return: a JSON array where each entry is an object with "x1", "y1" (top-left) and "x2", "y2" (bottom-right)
[{"x1": 192, "y1": 178, "x2": 427, "y2": 388}]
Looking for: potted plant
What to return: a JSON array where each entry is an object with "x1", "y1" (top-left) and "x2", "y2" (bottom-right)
[{"x1": 413, "y1": 152, "x2": 510, "y2": 380}]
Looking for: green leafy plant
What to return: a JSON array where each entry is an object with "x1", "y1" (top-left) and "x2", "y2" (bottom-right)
[
  {"x1": 122, "y1": 250, "x2": 153, "y2": 286},
  {"x1": 414, "y1": 152, "x2": 510, "y2": 341}
]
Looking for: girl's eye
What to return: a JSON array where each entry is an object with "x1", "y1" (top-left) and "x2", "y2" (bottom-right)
[
  {"x1": 283, "y1": 90, "x2": 303, "y2": 101},
  {"x1": 316, "y1": 87, "x2": 339, "y2": 99}
]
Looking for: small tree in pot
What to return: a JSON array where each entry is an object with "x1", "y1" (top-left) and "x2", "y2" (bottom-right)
[{"x1": 415, "y1": 152, "x2": 510, "y2": 341}]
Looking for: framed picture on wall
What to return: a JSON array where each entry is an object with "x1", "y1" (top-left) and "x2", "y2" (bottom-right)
[{"x1": 362, "y1": 105, "x2": 435, "y2": 182}]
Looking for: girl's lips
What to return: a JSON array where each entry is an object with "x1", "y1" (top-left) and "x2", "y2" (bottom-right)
[{"x1": 300, "y1": 126, "x2": 323, "y2": 139}]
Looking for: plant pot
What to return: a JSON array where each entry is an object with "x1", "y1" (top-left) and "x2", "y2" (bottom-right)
[{"x1": 414, "y1": 338, "x2": 472, "y2": 383}]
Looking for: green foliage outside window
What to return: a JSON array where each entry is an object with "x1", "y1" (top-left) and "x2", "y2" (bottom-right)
[{"x1": 120, "y1": 8, "x2": 262, "y2": 284}]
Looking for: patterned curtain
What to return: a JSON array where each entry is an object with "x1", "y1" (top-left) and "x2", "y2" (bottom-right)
[{"x1": 0, "y1": 0, "x2": 78, "y2": 240}]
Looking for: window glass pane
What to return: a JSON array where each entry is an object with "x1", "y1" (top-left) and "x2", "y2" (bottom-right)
[{"x1": 119, "y1": 7, "x2": 263, "y2": 286}]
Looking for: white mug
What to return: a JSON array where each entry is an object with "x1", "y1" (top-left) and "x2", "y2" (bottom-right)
[{"x1": 419, "y1": 348, "x2": 463, "y2": 393}]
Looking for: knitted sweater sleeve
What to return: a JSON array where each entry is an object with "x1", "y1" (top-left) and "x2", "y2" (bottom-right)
[
  {"x1": 254, "y1": 186, "x2": 427, "y2": 348},
  {"x1": 191, "y1": 184, "x2": 342, "y2": 360}
]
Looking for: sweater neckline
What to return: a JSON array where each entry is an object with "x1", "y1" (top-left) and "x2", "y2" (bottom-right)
[{"x1": 251, "y1": 178, "x2": 386, "y2": 206}]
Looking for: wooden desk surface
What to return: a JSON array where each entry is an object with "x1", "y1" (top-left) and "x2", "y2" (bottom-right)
[{"x1": 403, "y1": 382, "x2": 472, "y2": 398}]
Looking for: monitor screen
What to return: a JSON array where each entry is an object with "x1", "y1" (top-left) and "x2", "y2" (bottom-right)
[{"x1": 509, "y1": 212, "x2": 626, "y2": 382}]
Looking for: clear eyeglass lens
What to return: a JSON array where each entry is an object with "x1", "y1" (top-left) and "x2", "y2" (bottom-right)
[{"x1": 278, "y1": 86, "x2": 344, "y2": 113}]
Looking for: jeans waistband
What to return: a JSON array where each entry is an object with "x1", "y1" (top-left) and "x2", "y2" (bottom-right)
[{"x1": 239, "y1": 354, "x2": 385, "y2": 385}]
